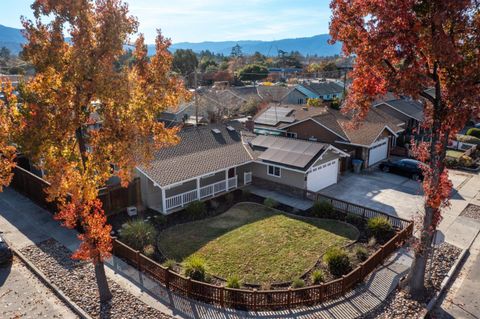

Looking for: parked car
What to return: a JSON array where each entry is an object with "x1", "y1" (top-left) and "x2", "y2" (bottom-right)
[
  {"x1": 379, "y1": 159, "x2": 424, "y2": 180},
  {"x1": 0, "y1": 233, "x2": 13, "y2": 264}
]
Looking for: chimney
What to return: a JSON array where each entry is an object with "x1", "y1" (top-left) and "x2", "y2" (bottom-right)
[{"x1": 245, "y1": 116, "x2": 254, "y2": 132}]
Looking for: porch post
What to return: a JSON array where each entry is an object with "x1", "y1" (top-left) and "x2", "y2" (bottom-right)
[
  {"x1": 225, "y1": 169, "x2": 228, "y2": 190},
  {"x1": 161, "y1": 187, "x2": 167, "y2": 214},
  {"x1": 196, "y1": 177, "x2": 200, "y2": 200}
]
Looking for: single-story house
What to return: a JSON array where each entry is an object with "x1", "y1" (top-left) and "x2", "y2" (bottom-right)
[
  {"x1": 373, "y1": 97, "x2": 424, "y2": 132},
  {"x1": 136, "y1": 122, "x2": 348, "y2": 214},
  {"x1": 297, "y1": 81, "x2": 345, "y2": 101},
  {"x1": 252, "y1": 104, "x2": 404, "y2": 169}
]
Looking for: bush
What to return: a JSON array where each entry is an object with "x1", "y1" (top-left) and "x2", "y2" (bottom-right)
[
  {"x1": 323, "y1": 247, "x2": 351, "y2": 277},
  {"x1": 186, "y1": 201, "x2": 206, "y2": 219},
  {"x1": 291, "y1": 278, "x2": 305, "y2": 288},
  {"x1": 226, "y1": 275, "x2": 241, "y2": 288},
  {"x1": 311, "y1": 270, "x2": 325, "y2": 284},
  {"x1": 241, "y1": 189, "x2": 251, "y2": 200},
  {"x1": 367, "y1": 237, "x2": 377, "y2": 247},
  {"x1": 459, "y1": 155, "x2": 474, "y2": 167},
  {"x1": 184, "y1": 256, "x2": 207, "y2": 281},
  {"x1": 345, "y1": 213, "x2": 363, "y2": 227},
  {"x1": 466, "y1": 128, "x2": 480, "y2": 139},
  {"x1": 355, "y1": 246, "x2": 369, "y2": 262},
  {"x1": 142, "y1": 244, "x2": 156, "y2": 257},
  {"x1": 162, "y1": 259, "x2": 176, "y2": 269},
  {"x1": 312, "y1": 200, "x2": 335, "y2": 219},
  {"x1": 367, "y1": 216, "x2": 393, "y2": 241},
  {"x1": 457, "y1": 134, "x2": 480, "y2": 146},
  {"x1": 152, "y1": 214, "x2": 168, "y2": 228},
  {"x1": 263, "y1": 198, "x2": 278, "y2": 208},
  {"x1": 119, "y1": 219, "x2": 158, "y2": 251}
]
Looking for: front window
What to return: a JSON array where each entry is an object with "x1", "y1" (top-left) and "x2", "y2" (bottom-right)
[
  {"x1": 267, "y1": 165, "x2": 281, "y2": 177},
  {"x1": 286, "y1": 132, "x2": 297, "y2": 138}
]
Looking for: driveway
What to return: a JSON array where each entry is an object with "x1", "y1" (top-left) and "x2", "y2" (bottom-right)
[
  {"x1": 320, "y1": 169, "x2": 473, "y2": 221},
  {"x1": 0, "y1": 257, "x2": 77, "y2": 319}
]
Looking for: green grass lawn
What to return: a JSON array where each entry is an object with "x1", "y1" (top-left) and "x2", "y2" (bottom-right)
[
  {"x1": 157, "y1": 203, "x2": 358, "y2": 284},
  {"x1": 447, "y1": 149, "x2": 464, "y2": 159}
]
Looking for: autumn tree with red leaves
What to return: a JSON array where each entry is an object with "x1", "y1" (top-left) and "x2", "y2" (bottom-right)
[
  {"x1": 330, "y1": 0, "x2": 480, "y2": 298},
  {"x1": 18, "y1": 0, "x2": 189, "y2": 301}
]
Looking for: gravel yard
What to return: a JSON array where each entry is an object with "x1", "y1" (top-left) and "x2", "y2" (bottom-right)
[
  {"x1": 0, "y1": 256, "x2": 77, "y2": 319},
  {"x1": 363, "y1": 243, "x2": 462, "y2": 319},
  {"x1": 20, "y1": 239, "x2": 172, "y2": 319},
  {"x1": 459, "y1": 203, "x2": 480, "y2": 220}
]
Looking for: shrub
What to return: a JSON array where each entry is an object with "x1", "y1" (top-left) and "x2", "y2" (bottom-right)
[
  {"x1": 312, "y1": 200, "x2": 335, "y2": 219},
  {"x1": 152, "y1": 214, "x2": 168, "y2": 228},
  {"x1": 142, "y1": 244, "x2": 156, "y2": 257},
  {"x1": 291, "y1": 278, "x2": 305, "y2": 288},
  {"x1": 459, "y1": 155, "x2": 474, "y2": 167},
  {"x1": 226, "y1": 275, "x2": 241, "y2": 288},
  {"x1": 186, "y1": 201, "x2": 206, "y2": 219},
  {"x1": 263, "y1": 197, "x2": 278, "y2": 208},
  {"x1": 355, "y1": 246, "x2": 369, "y2": 262},
  {"x1": 323, "y1": 247, "x2": 351, "y2": 277},
  {"x1": 162, "y1": 259, "x2": 176, "y2": 269},
  {"x1": 184, "y1": 256, "x2": 207, "y2": 281},
  {"x1": 345, "y1": 213, "x2": 363, "y2": 227},
  {"x1": 311, "y1": 270, "x2": 325, "y2": 284},
  {"x1": 119, "y1": 219, "x2": 158, "y2": 251},
  {"x1": 367, "y1": 237, "x2": 377, "y2": 247},
  {"x1": 367, "y1": 216, "x2": 393, "y2": 241},
  {"x1": 466, "y1": 127, "x2": 480, "y2": 139},
  {"x1": 241, "y1": 189, "x2": 251, "y2": 200},
  {"x1": 457, "y1": 134, "x2": 480, "y2": 146}
]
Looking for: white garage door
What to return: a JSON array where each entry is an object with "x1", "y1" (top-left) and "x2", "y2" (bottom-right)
[
  {"x1": 368, "y1": 138, "x2": 389, "y2": 166},
  {"x1": 307, "y1": 159, "x2": 338, "y2": 192}
]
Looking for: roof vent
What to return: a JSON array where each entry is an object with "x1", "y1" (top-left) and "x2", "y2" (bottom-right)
[
  {"x1": 211, "y1": 128, "x2": 221, "y2": 134},
  {"x1": 226, "y1": 125, "x2": 235, "y2": 132}
]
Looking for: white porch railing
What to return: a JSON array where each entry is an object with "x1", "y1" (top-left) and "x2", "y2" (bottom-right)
[
  {"x1": 165, "y1": 189, "x2": 198, "y2": 211},
  {"x1": 244, "y1": 172, "x2": 252, "y2": 185},
  {"x1": 228, "y1": 176, "x2": 237, "y2": 190}
]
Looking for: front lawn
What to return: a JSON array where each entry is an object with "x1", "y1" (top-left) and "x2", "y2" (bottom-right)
[
  {"x1": 446, "y1": 149, "x2": 464, "y2": 159},
  {"x1": 157, "y1": 203, "x2": 358, "y2": 284}
]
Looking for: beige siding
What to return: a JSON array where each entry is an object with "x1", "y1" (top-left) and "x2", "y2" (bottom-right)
[
  {"x1": 252, "y1": 162, "x2": 306, "y2": 189},
  {"x1": 136, "y1": 169, "x2": 163, "y2": 209}
]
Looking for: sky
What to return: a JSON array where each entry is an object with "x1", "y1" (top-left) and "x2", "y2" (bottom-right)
[{"x1": 0, "y1": 0, "x2": 333, "y2": 43}]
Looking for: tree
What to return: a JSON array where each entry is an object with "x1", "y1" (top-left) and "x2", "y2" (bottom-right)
[
  {"x1": 238, "y1": 64, "x2": 269, "y2": 83},
  {"x1": 231, "y1": 44, "x2": 243, "y2": 58},
  {"x1": 172, "y1": 49, "x2": 198, "y2": 76},
  {"x1": 0, "y1": 47, "x2": 11, "y2": 60},
  {"x1": 19, "y1": 0, "x2": 188, "y2": 302},
  {"x1": 330, "y1": 0, "x2": 480, "y2": 298}
]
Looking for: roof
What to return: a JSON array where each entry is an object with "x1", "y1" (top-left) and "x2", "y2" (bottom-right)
[
  {"x1": 302, "y1": 82, "x2": 343, "y2": 96},
  {"x1": 250, "y1": 135, "x2": 328, "y2": 169},
  {"x1": 138, "y1": 123, "x2": 252, "y2": 187},
  {"x1": 295, "y1": 85, "x2": 319, "y2": 99},
  {"x1": 381, "y1": 99, "x2": 424, "y2": 121},
  {"x1": 257, "y1": 85, "x2": 295, "y2": 102},
  {"x1": 255, "y1": 104, "x2": 327, "y2": 128}
]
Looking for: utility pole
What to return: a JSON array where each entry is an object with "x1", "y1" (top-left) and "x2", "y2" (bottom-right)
[{"x1": 194, "y1": 69, "x2": 198, "y2": 126}]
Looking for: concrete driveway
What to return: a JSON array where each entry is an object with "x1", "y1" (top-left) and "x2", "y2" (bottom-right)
[{"x1": 320, "y1": 169, "x2": 473, "y2": 221}]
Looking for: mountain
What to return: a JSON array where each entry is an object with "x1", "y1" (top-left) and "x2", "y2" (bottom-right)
[
  {"x1": 0, "y1": 24, "x2": 26, "y2": 55},
  {"x1": 0, "y1": 24, "x2": 341, "y2": 57},
  {"x1": 165, "y1": 34, "x2": 341, "y2": 57}
]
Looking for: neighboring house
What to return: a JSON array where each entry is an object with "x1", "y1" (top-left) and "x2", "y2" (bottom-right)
[
  {"x1": 158, "y1": 102, "x2": 195, "y2": 125},
  {"x1": 136, "y1": 122, "x2": 349, "y2": 214},
  {"x1": 298, "y1": 81, "x2": 345, "y2": 101},
  {"x1": 267, "y1": 67, "x2": 303, "y2": 80},
  {"x1": 253, "y1": 104, "x2": 403, "y2": 169},
  {"x1": 373, "y1": 97, "x2": 424, "y2": 132},
  {"x1": 256, "y1": 85, "x2": 296, "y2": 104}
]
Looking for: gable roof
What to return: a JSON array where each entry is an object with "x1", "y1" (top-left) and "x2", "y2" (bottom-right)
[
  {"x1": 380, "y1": 99, "x2": 424, "y2": 121},
  {"x1": 302, "y1": 82, "x2": 343, "y2": 96},
  {"x1": 257, "y1": 85, "x2": 295, "y2": 102},
  {"x1": 254, "y1": 104, "x2": 328, "y2": 128},
  {"x1": 138, "y1": 123, "x2": 252, "y2": 187}
]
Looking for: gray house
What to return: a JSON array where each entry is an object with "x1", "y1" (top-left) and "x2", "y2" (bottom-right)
[
  {"x1": 297, "y1": 82, "x2": 345, "y2": 101},
  {"x1": 136, "y1": 123, "x2": 348, "y2": 215}
]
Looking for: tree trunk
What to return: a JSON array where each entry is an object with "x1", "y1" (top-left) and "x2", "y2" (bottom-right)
[{"x1": 95, "y1": 261, "x2": 113, "y2": 302}]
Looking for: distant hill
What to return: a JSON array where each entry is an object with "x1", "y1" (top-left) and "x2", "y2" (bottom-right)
[
  {"x1": 165, "y1": 34, "x2": 341, "y2": 57},
  {"x1": 0, "y1": 24, "x2": 341, "y2": 57}
]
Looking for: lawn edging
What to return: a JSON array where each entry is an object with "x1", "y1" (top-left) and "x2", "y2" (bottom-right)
[{"x1": 11, "y1": 247, "x2": 93, "y2": 319}]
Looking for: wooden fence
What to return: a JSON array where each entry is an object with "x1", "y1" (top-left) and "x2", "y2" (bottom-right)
[
  {"x1": 113, "y1": 195, "x2": 414, "y2": 311},
  {"x1": 9, "y1": 166, "x2": 141, "y2": 215}
]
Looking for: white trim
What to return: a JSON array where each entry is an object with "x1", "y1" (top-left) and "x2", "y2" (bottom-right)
[
  {"x1": 282, "y1": 118, "x2": 349, "y2": 142},
  {"x1": 267, "y1": 164, "x2": 281, "y2": 177},
  {"x1": 307, "y1": 158, "x2": 339, "y2": 173},
  {"x1": 370, "y1": 126, "x2": 398, "y2": 146},
  {"x1": 135, "y1": 167, "x2": 161, "y2": 188}
]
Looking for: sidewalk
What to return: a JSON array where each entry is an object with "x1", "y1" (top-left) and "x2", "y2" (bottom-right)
[{"x1": 0, "y1": 187, "x2": 412, "y2": 319}]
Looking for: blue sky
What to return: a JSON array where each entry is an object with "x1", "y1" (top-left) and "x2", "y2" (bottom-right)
[{"x1": 0, "y1": 0, "x2": 332, "y2": 43}]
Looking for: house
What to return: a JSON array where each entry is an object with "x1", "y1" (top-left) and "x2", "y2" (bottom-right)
[
  {"x1": 373, "y1": 97, "x2": 424, "y2": 133},
  {"x1": 136, "y1": 122, "x2": 348, "y2": 214},
  {"x1": 253, "y1": 104, "x2": 403, "y2": 169},
  {"x1": 297, "y1": 81, "x2": 345, "y2": 101}
]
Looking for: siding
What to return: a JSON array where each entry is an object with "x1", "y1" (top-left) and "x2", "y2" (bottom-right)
[
  {"x1": 200, "y1": 171, "x2": 226, "y2": 187},
  {"x1": 137, "y1": 169, "x2": 163, "y2": 209},
  {"x1": 286, "y1": 119, "x2": 340, "y2": 143},
  {"x1": 252, "y1": 162, "x2": 306, "y2": 189},
  {"x1": 165, "y1": 179, "x2": 197, "y2": 197},
  {"x1": 236, "y1": 163, "x2": 253, "y2": 185}
]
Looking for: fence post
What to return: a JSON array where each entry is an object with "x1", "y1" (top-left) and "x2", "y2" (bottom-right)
[
  {"x1": 165, "y1": 269, "x2": 170, "y2": 290},
  {"x1": 341, "y1": 275, "x2": 346, "y2": 294},
  {"x1": 220, "y1": 287, "x2": 225, "y2": 308},
  {"x1": 319, "y1": 283, "x2": 324, "y2": 302},
  {"x1": 287, "y1": 288, "x2": 292, "y2": 308},
  {"x1": 187, "y1": 277, "x2": 192, "y2": 298},
  {"x1": 136, "y1": 250, "x2": 141, "y2": 270},
  {"x1": 252, "y1": 289, "x2": 257, "y2": 312}
]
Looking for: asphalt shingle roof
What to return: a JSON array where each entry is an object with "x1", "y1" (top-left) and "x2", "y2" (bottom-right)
[
  {"x1": 303, "y1": 82, "x2": 344, "y2": 96},
  {"x1": 139, "y1": 123, "x2": 252, "y2": 187},
  {"x1": 383, "y1": 99, "x2": 424, "y2": 121}
]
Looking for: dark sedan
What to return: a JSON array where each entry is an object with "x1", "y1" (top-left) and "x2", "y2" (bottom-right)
[
  {"x1": 379, "y1": 159, "x2": 424, "y2": 180},
  {"x1": 0, "y1": 234, "x2": 13, "y2": 265}
]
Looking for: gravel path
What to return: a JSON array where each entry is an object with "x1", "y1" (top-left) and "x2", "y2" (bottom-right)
[
  {"x1": 20, "y1": 239, "x2": 172, "y2": 319},
  {"x1": 363, "y1": 243, "x2": 461, "y2": 319},
  {"x1": 460, "y1": 204, "x2": 480, "y2": 220}
]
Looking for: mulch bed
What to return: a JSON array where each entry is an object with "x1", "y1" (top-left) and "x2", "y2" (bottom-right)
[
  {"x1": 459, "y1": 203, "x2": 480, "y2": 221},
  {"x1": 20, "y1": 239, "x2": 172, "y2": 319}
]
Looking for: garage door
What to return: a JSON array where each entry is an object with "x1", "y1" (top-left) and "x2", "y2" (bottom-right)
[
  {"x1": 368, "y1": 138, "x2": 389, "y2": 166},
  {"x1": 307, "y1": 159, "x2": 338, "y2": 192}
]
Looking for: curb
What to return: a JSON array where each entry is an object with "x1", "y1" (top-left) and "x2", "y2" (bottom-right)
[
  {"x1": 423, "y1": 228, "x2": 480, "y2": 318},
  {"x1": 12, "y1": 248, "x2": 93, "y2": 319}
]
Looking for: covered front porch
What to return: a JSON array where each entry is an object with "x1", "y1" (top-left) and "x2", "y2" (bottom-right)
[{"x1": 158, "y1": 164, "x2": 253, "y2": 214}]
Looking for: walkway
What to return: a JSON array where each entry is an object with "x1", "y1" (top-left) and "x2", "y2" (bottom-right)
[
  {"x1": 0, "y1": 187, "x2": 412, "y2": 319},
  {"x1": 248, "y1": 186, "x2": 313, "y2": 211}
]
